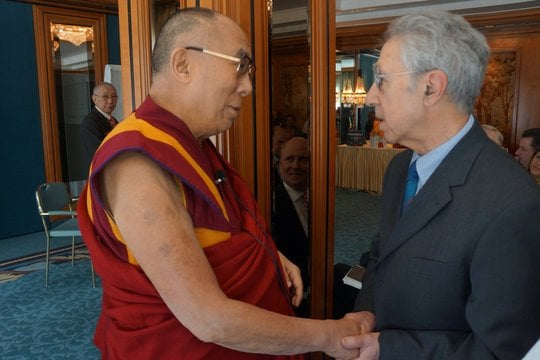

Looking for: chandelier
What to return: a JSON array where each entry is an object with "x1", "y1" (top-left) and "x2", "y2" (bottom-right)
[
  {"x1": 50, "y1": 23, "x2": 94, "y2": 46},
  {"x1": 340, "y1": 78, "x2": 355, "y2": 105},
  {"x1": 353, "y1": 74, "x2": 367, "y2": 107},
  {"x1": 341, "y1": 73, "x2": 367, "y2": 107}
]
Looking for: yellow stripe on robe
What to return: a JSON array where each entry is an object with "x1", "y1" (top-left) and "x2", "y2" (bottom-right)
[
  {"x1": 104, "y1": 114, "x2": 229, "y2": 221},
  {"x1": 91, "y1": 168, "x2": 229, "y2": 266},
  {"x1": 195, "y1": 228, "x2": 232, "y2": 248}
]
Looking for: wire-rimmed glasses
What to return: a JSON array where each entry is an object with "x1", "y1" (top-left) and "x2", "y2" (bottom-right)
[
  {"x1": 373, "y1": 71, "x2": 420, "y2": 89},
  {"x1": 185, "y1": 46, "x2": 255, "y2": 81}
]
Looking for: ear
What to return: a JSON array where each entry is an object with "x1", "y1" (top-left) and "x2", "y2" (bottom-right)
[
  {"x1": 423, "y1": 69, "x2": 447, "y2": 106},
  {"x1": 169, "y1": 48, "x2": 191, "y2": 82}
]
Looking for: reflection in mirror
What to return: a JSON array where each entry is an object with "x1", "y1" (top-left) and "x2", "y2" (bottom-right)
[
  {"x1": 50, "y1": 23, "x2": 96, "y2": 181},
  {"x1": 335, "y1": 50, "x2": 378, "y2": 145},
  {"x1": 333, "y1": 49, "x2": 382, "y2": 319},
  {"x1": 151, "y1": 0, "x2": 179, "y2": 48},
  {"x1": 269, "y1": 0, "x2": 311, "y2": 317}
]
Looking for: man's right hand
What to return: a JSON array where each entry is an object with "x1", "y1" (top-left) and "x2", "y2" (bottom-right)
[{"x1": 345, "y1": 311, "x2": 376, "y2": 334}]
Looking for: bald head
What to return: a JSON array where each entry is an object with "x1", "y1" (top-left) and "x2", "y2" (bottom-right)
[
  {"x1": 148, "y1": 8, "x2": 252, "y2": 141},
  {"x1": 152, "y1": 8, "x2": 217, "y2": 74}
]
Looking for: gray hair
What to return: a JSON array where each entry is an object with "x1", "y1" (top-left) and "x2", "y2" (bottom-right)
[
  {"x1": 93, "y1": 82, "x2": 115, "y2": 95},
  {"x1": 385, "y1": 10, "x2": 490, "y2": 113},
  {"x1": 152, "y1": 7, "x2": 216, "y2": 74}
]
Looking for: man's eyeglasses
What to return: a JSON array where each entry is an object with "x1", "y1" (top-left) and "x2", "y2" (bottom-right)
[
  {"x1": 185, "y1": 46, "x2": 255, "y2": 80},
  {"x1": 93, "y1": 94, "x2": 118, "y2": 100},
  {"x1": 373, "y1": 71, "x2": 419, "y2": 90}
]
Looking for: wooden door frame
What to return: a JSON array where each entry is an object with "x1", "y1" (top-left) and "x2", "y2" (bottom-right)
[
  {"x1": 310, "y1": 0, "x2": 336, "y2": 321},
  {"x1": 33, "y1": 5, "x2": 108, "y2": 182}
]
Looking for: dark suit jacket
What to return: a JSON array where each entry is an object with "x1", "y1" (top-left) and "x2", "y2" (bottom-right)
[
  {"x1": 80, "y1": 106, "x2": 115, "y2": 170},
  {"x1": 272, "y1": 182, "x2": 310, "y2": 285},
  {"x1": 354, "y1": 120, "x2": 540, "y2": 359}
]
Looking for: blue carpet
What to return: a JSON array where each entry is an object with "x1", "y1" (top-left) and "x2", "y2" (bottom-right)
[
  {"x1": 0, "y1": 259, "x2": 101, "y2": 359},
  {"x1": 0, "y1": 232, "x2": 82, "y2": 263}
]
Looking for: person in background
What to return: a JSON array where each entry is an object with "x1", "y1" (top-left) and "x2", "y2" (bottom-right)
[
  {"x1": 341, "y1": 10, "x2": 540, "y2": 360},
  {"x1": 272, "y1": 137, "x2": 310, "y2": 317},
  {"x1": 77, "y1": 8, "x2": 364, "y2": 360},
  {"x1": 515, "y1": 127, "x2": 540, "y2": 168},
  {"x1": 365, "y1": 111, "x2": 376, "y2": 139},
  {"x1": 271, "y1": 129, "x2": 293, "y2": 185},
  {"x1": 481, "y1": 123, "x2": 504, "y2": 147},
  {"x1": 275, "y1": 113, "x2": 302, "y2": 139},
  {"x1": 80, "y1": 82, "x2": 118, "y2": 171},
  {"x1": 529, "y1": 149, "x2": 540, "y2": 184}
]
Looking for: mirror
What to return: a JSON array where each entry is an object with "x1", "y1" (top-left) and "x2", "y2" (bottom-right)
[
  {"x1": 151, "y1": 0, "x2": 179, "y2": 49},
  {"x1": 269, "y1": 0, "x2": 311, "y2": 317},
  {"x1": 334, "y1": 46, "x2": 425, "y2": 319}
]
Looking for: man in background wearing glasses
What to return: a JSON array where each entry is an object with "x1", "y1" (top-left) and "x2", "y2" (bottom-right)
[
  {"x1": 77, "y1": 7, "x2": 364, "y2": 360},
  {"x1": 80, "y1": 81, "x2": 118, "y2": 171}
]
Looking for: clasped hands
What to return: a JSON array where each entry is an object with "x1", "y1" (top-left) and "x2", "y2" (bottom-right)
[
  {"x1": 278, "y1": 254, "x2": 379, "y2": 359},
  {"x1": 327, "y1": 311, "x2": 379, "y2": 360}
]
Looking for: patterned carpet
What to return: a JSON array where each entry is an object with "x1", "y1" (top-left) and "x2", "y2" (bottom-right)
[
  {"x1": 0, "y1": 187, "x2": 380, "y2": 358},
  {"x1": 0, "y1": 258, "x2": 101, "y2": 359}
]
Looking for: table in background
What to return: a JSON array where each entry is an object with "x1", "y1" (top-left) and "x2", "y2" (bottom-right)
[{"x1": 336, "y1": 144, "x2": 405, "y2": 193}]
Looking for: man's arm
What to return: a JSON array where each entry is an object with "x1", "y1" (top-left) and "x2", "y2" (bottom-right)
[
  {"x1": 343, "y1": 197, "x2": 540, "y2": 360},
  {"x1": 98, "y1": 151, "x2": 362, "y2": 358},
  {"x1": 80, "y1": 115, "x2": 105, "y2": 158}
]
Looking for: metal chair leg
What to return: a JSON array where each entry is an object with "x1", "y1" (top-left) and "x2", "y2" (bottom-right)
[
  {"x1": 71, "y1": 236, "x2": 75, "y2": 266},
  {"x1": 45, "y1": 234, "x2": 51, "y2": 287}
]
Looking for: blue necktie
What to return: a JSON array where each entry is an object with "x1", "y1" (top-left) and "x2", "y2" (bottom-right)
[{"x1": 401, "y1": 160, "x2": 419, "y2": 214}]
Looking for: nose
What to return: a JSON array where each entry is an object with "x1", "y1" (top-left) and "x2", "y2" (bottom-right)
[
  {"x1": 238, "y1": 73, "x2": 253, "y2": 97},
  {"x1": 365, "y1": 83, "x2": 378, "y2": 107}
]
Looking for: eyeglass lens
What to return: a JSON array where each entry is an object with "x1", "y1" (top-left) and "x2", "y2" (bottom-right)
[{"x1": 237, "y1": 55, "x2": 255, "y2": 79}]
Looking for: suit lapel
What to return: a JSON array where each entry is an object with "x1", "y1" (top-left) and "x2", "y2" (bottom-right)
[{"x1": 378, "y1": 121, "x2": 486, "y2": 262}]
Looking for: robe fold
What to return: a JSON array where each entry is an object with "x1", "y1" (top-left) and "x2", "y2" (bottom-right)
[{"x1": 78, "y1": 97, "x2": 305, "y2": 359}]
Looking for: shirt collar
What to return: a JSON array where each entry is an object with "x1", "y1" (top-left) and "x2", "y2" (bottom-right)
[
  {"x1": 95, "y1": 106, "x2": 112, "y2": 120},
  {"x1": 412, "y1": 115, "x2": 475, "y2": 191},
  {"x1": 282, "y1": 181, "x2": 305, "y2": 201}
]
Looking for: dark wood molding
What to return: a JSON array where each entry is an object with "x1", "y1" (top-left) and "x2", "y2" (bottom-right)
[
  {"x1": 271, "y1": 35, "x2": 310, "y2": 56},
  {"x1": 253, "y1": 0, "x2": 272, "y2": 223},
  {"x1": 14, "y1": 0, "x2": 117, "y2": 14}
]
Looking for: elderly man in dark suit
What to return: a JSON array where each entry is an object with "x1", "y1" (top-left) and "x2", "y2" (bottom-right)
[
  {"x1": 80, "y1": 82, "x2": 118, "y2": 170},
  {"x1": 341, "y1": 10, "x2": 540, "y2": 360}
]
